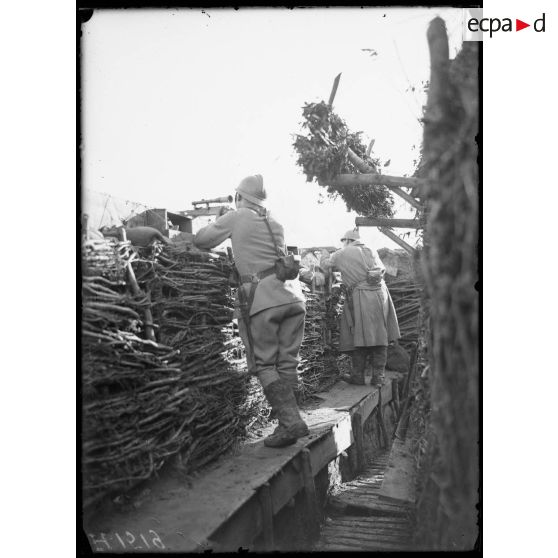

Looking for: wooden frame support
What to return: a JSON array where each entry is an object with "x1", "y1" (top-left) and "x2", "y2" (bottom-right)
[
  {"x1": 119, "y1": 228, "x2": 156, "y2": 341},
  {"x1": 323, "y1": 75, "x2": 423, "y2": 209},
  {"x1": 366, "y1": 139, "x2": 375, "y2": 157},
  {"x1": 378, "y1": 227, "x2": 417, "y2": 256},
  {"x1": 376, "y1": 389, "x2": 389, "y2": 449},
  {"x1": 331, "y1": 172, "x2": 425, "y2": 191},
  {"x1": 346, "y1": 148, "x2": 423, "y2": 206},
  {"x1": 331, "y1": 174, "x2": 422, "y2": 210},
  {"x1": 328, "y1": 73, "x2": 342, "y2": 106},
  {"x1": 392, "y1": 378, "x2": 401, "y2": 420},
  {"x1": 356, "y1": 217, "x2": 421, "y2": 229},
  {"x1": 300, "y1": 449, "x2": 320, "y2": 539},
  {"x1": 258, "y1": 483, "x2": 274, "y2": 549},
  {"x1": 352, "y1": 413, "x2": 365, "y2": 472}
]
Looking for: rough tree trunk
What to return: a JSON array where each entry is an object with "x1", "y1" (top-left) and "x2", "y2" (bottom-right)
[{"x1": 414, "y1": 18, "x2": 479, "y2": 550}]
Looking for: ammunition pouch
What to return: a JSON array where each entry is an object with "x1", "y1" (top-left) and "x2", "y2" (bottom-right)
[
  {"x1": 366, "y1": 268, "x2": 385, "y2": 287},
  {"x1": 274, "y1": 254, "x2": 301, "y2": 282}
]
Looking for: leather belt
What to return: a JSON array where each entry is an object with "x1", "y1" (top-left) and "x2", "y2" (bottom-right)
[{"x1": 239, "y1": 266, "x2": 276, "y2": 284}]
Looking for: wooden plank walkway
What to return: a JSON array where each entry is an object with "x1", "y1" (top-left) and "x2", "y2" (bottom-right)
[
  {"x1": 83, "y1": 374, "x2": 398, "y2": 553},
  {"x1": 317, "y1": 515, "x2": 413, "y2": 551},
  {"x1": 315, "y1": 423, "x2": 416, "y2": 552}
]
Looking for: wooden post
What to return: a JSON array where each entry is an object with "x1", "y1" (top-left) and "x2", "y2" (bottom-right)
[
  {"x1": 300, "y1": 449, "x2": 320, "y2": 538},
  {"x1": 376, "y1": 389, "x2": 389, "y2": 449},
  {"x1": 258, "y1": 483, "x2": 274, "y2": 549},
  {"x1": 425, "y1": 17, "x2": 450, "y2": 128},
  {"x1": 352, "y1": 413, "x2": 365, "y2": 471},
  {"x1": 328, "y1": 73, "x2": 342, "y2": 106},
  {"x1": 390, "y1": 186, "x2": 423, "y2": 210},
  {"x1": 366, "y1": 139, "x2": 375, "y2": 157},
  {"x1": 81, "y1": 213, "x2": 89, "y2": 241},
  {"x1": 374, "y1": 408, "x2": 383, "y2": 447},
  {"x1": 356, "y1": 217, "x2": 421, "y2": 229},
  {"x1": 378, "y1": 227, "x2": 417, "y2": 256},
  {"x1": 126, "y1": 264, "x2": 156, "y2": 341},
  {"x1": 118, "y1": 228, "x2": 156, "y2": 342},
  {"x1": 392, "y1": 378, "x2": 401, "y2": 420},
  {"x1": 325, "y1": 271, "x2": 332, "y2": 346}
]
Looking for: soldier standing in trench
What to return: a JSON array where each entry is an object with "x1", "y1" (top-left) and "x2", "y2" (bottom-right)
[
  {"x1": 193, "y1": 174, "x2": 309, "y2": 448},
  {"x1": 320, "y1": 229, "x2": 401, "y2": 386}
]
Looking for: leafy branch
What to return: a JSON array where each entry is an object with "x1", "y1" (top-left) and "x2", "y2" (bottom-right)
[{"x1": 292, "y1": 101, "x2": 394, "y2": 218}]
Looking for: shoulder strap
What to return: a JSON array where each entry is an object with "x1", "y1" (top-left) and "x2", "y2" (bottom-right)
[
  {"x1": 357, "y1": 246, "x2": 372, "y2": 270},
  {"x1": 262, "y1": 212, "x2": 283, "y2": 257}
]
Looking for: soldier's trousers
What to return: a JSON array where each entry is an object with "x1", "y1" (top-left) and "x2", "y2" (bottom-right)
[{"x1": 238, "y1": 301, "x2": 306, "y2": 389}]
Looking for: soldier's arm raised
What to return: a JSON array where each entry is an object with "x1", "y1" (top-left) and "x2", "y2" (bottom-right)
[
  {"x1": 193, "y1": 211, "x2": 236, "y2": 249},
  {"x1": 319, "y1": 248, "x2": 342, "y2": 271}
]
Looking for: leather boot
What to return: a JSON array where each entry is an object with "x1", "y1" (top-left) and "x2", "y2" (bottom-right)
[
  {"x1": 263, "y1": 380, "x2": 309, "y2": 448},
  {"x1": 371, "y1": 368, "x2": 386, "y2": 386},
  {"x1": 341, "y1": 348, "x2": 367, "y2": 385},
  {"x1": 370, "y1": 346, "x2": 387, "y2": 386}
]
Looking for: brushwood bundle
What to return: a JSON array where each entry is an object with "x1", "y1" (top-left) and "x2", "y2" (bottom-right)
[
  {"x1": 298, "y1": 288, "x2": 338, "y2": 399},
  {"x1": 292, "y1": 101, "x2": 394, "y2": 218},
  {"x1": 82, "y1": 238, "x2": 269, "y2": 508},
  {"x1": 384, "y1": 275, "x2": 422, "y2": 352}
]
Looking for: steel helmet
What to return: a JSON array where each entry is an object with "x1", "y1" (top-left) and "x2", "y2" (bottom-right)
[
  {"x1": 340, "y1": 229, "x2": 360, "y2": 242},
  {"x1": 235, "y1": 174, "x2": 266, "y2": 206}
]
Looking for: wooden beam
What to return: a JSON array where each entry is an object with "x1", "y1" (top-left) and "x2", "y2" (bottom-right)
[
  {"x1": 258, "y1": 483, "x2": 274, "y2": 549},
  {"x1": 331, "y1": 174, "x2": 423, "y2": 210},
  {"x1": 376, "y1": 390, "x2": 389, "y2": 449},
  {"x1": 390, "y1": 186, "x2": 422, "y2": 210},
  {"x1": 356, "y1": 217, "x2": 421, "y2": 229},
  {"x1": 366, "y1": 139, "x2": 375, "y2": 157},
  {"x1": 352, "y1": 413, "x2": 365, "y2": 471},
  {"x1": 119, "y1": 228, "x2": 156, "y2": 341},
  {"x1": 392, "y1": 378, "x2": 401, "y2": 420},
  {"x1": 347, "y1": 146, "x2": 375, "y2": 173},
  {"x1": 345, "y1": 148, "x2": 424, "y2": 206},
  {"x1": 378, "y1": 227, "x2": 417, "y2": 256},
  {"x1": 300, "y1": 449, "x2": 320, "y2": 539},
  {"x1": 328, "y1": 73, "x2": 342, "y2": 106},
  {"x1": 331, "y1": 172, "x2": 424, "y2": 192}
]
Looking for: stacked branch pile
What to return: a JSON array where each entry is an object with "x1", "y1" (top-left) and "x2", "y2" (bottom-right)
[
  {"x1": 82, "y1": 238, "x2": 268, "y2": 508},
  {"x1": 385, "y1": 275, "x2": 421, "y2": 352},
  {"x1": 298, "y1": 288, "x2": 338, "y2": 399}
]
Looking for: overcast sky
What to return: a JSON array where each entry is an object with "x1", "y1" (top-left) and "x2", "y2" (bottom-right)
[{"x1": 82, "y1": 7, "x2": 464, "y2": 250}]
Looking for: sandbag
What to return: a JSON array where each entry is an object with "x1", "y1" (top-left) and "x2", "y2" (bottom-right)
[{"x1": 386, "y1": 342, "x2": 410, "y2": 373}]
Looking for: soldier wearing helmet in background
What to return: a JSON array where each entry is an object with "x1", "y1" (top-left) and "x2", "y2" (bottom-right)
[
  {"x1": 320, "y1": 229, "x2": 401, "y2": 386},
  {"x1": 193, "y1": 174, "x2": 309, "y2": 448}
]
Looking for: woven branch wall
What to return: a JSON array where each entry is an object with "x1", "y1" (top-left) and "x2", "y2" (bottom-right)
[
  {"x1": 411, "y1": 29, "x2": 479, "y2": 550},
  {"x1": 82, "y1": 239, "x2": 340, "y2": 508},
  {"x1": 82, "y1": 240, "x2": 267, "y2": 508}
]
